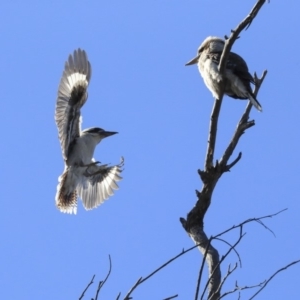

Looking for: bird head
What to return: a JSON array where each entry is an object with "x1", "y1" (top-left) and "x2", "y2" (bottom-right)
[
  {"x1": 185, "y1": 36, "x2": 224, "y2": 66},
  {"x1": 81, "y1": 127, "x2": 118, "y2": 143}
]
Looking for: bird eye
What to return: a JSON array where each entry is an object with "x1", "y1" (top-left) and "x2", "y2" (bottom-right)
[{"x1": 198, "y1": 47, "x2": 204, "y2": 54}]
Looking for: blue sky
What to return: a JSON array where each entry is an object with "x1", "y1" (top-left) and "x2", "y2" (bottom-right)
[{"x1": 1, "y1": 1, "x2": 299, "y2": 299}]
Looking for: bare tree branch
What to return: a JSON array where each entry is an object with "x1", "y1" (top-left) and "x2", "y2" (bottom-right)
[
  {"x1": 195, "y1": 237, "x2": 213, "y2": 300},
  {"x1": 219, "y1": 0, "x2": 268, "y2": 74},
  {"x1": 180, "y1": 2, "x2": 268, "y2": 296},
  {"x1": 248, "y1": 260, "x2": 300, "y2": 299},
  {"x1": 213, "y1": 238, "x2": 242, "y2": 267},
  {"x1": 215, "y1": 260, "x2": 300, "y2": 299},
  {"x1": 194, "y1": 210, "x2": 283, "y2": 300},
  {"x1": 180, "y1": 0, "x2": 268, "y2": 229},
  {"x1": 202, "y1": 228, "x2": 246, "y2": 300},
  {"x1": 79, "y1": 275, "x2": 95, "y2": 300},
  {"x1": 79, "y1": 210, "x2": 296, "y2": 299},
  {"x1": 93, "y1": 255, "x2": 112, "y2": 300},
  {"x1": 200, "y1": 209, "x2": 293, "y2": 300},
  {"x1": 123, "y1": 277, "x2": 142, "y2": 300},
  {"x1": 123, "y1": 245, "x2": 199, "y2": 300},
  {"x1": 79, "y1": 255, "x2": 112, "y2": 300},
  {"x1": 205, "y1": 95, "x2": 224, "y2": 170},
  {"x1": 219, "y1": 70, "x2": 267, "y2": 171},
  {"x1": 74, "y1": 1, "x2": 300, "y2": 299},
  {"x1": 223, "y1": 152, "x2": 242, "y2": 172},
  {"x1": 122, "y1": 209, "x2": 282, "y2": 300},
  {"x1": 204, "y1": 0, "x2": 267, "y2": 171},
  {"x1": 214, "y1": 209, "x2": 287, "y2": 239},
  {"x1": 204, "y1": 0, "x2": 268, "y2": 175},
  {"x1": 162, "y1": 294, "x2": 178, "y2": 300},
  {"x1": 216, "y1": 263, "x2": 239, "y2": 298},
  {"x1": 219, "y1": 280, "x2": 265, "y2": 299},
  {"x1": 180, "y1": 34, "x2": 267, "y2": 300}
]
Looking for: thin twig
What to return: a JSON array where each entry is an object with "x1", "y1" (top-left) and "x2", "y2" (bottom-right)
[
  {"x1": 219, "y1": 280, "x2": 265, "y2": 299},
  {"x1": 253, "y1": 70, "x2": 268, "y2": 96},
  {"x1": 214, "y1": 209, "x2": 287, "y2": 239},
  {"x1": 218, "y1": 70, "x2": 267, "y2": 170},
  {"x1": 162, "y1": 294, "x2": 178, "y2": 300},
  {"x1": 123, "y1": 277, "x2": 142, "y2": 299},
  {"x1": 123, "y1": 245, "x2": 199, "y2": 299},
  {"x1": 116, "y1": 292, "x2": 121, "y2": 300},
  {"x1": 201, "y1": 228, "x2": 246, "y2": 300},
  {"x1": 79, "y1": 275, "x2": 95, "y2": 300},
  {"x1": 224, "y1": 152, "x2": 242, "y2": 172},
  {"x1": 248, "y1": 260, "x2": 300, "y2": 299},
  {"x1": 254, "y1": 219, "x2": 276, "y2": 237},
  {"x1": 213, "y1": 238, "x2": 242, "y2": 267},
  {"x1": 215, "y1": 263, "x2": 238, "y2": 299},
  {"x1": 218, "y1": 0, "x2": 267, "y2": 74},
  {"x1": 94, "y1": 255, "x2": 112, "y2": 300}
]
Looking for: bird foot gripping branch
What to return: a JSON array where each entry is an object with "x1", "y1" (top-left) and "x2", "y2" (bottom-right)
[
  {"x1": 84, "y1": 157, "x2": 125, "y2": 178},
  {"x1": 54, "y1": 49, "x2": 124, "y2": 214}
]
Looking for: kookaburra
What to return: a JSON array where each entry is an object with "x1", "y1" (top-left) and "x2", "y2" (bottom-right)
[
  {"x1": 55, "y1": 49, "x2": 124, "y2": 214},
  {"x1": 186, "y1": 36, "x2": 262, "y2": 111}
]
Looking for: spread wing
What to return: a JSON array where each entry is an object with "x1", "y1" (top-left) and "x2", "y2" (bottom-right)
[
  {"x1": 55, "y1": 49, "x2": 92, "y2": 160},
  {"x1": 77, "y1": 157, "x2": 124, "y2": 210}
]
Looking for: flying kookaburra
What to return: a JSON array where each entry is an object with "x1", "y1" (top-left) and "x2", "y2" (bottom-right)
[
  {"x1": 55, "y1": 49, "x2": 124, "y2": 214},
  {"x1": 186, "y1": 36, "x2": 262, "y2": 111}
]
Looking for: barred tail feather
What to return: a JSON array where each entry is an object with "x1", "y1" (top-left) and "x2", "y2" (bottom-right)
[{"x1": 55, "y1": 169, "x2": 78, "y2": 214}]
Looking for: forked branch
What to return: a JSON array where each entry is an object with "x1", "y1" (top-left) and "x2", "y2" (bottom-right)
[
  {"x1": 180, "y1": 1, "x2": 268, "y2": 299},
  {"x1": 78, "y1": 255, "x2": 112, "y2": 300}
]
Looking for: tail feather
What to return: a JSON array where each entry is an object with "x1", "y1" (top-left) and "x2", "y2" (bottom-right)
[
  {"x1": 55, "y1": 170, "x2": 78, "y2": 214},
  {"x1": 248, "y1": 93, "x2": 263, "y2": 112}
]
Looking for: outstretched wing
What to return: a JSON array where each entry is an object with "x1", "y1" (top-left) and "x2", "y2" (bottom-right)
[
  {"x1": 55, "y1": 49, "x2": 92, "y2": 160},
  {"x1": 77, "y1": 158, "x2": 124, "y2": 210}
]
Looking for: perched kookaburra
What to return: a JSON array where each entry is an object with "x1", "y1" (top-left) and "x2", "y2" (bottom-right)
[
  {"x1": 186, "y1": 36, "x2": 262, "y2": 111},
  {"x1": 55, "y1": 49, "x2": 124, "y2": 214}
]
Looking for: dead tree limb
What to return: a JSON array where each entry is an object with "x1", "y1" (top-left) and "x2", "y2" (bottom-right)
[
  {"x1": 78, "y1": 255, "x2": 112, "y2": 300},
  {"x1": 180, "y1": 1, "x2": 268, "y2": 298},
  {"x1": 79, "y1": 210, "x2": 298, "y2": 299},
  {"x1": 79, "y1": 275, "x2": 95, "y2": 300},
  {"x1": 93, "y1": 255, "x2": 112, "y2": 300},
  {"x1": 248, "y1": 260, "x2": 300, "y2": 300},
  {"x1": 122, "y1": 245, "x2": 199, "y2": 299},
  {"x1": 195, "y1": 209, "x2": 298, "y2": 300}
]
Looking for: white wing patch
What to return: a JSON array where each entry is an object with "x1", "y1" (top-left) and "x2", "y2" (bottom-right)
[
  {"x1": 55, "y1": 49, "x2": 92, "y2": 160},
  {"x1": 66, "y1": 73, "x2": 88, "y2": 92}
]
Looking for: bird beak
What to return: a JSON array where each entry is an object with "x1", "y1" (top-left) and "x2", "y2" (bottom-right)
[
  {"x1": 185, "y1": 55, "x2": 199, "y2": 66},
  {"x1": 103, "y1": 131, "x2": 118, "y2": 138}
]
